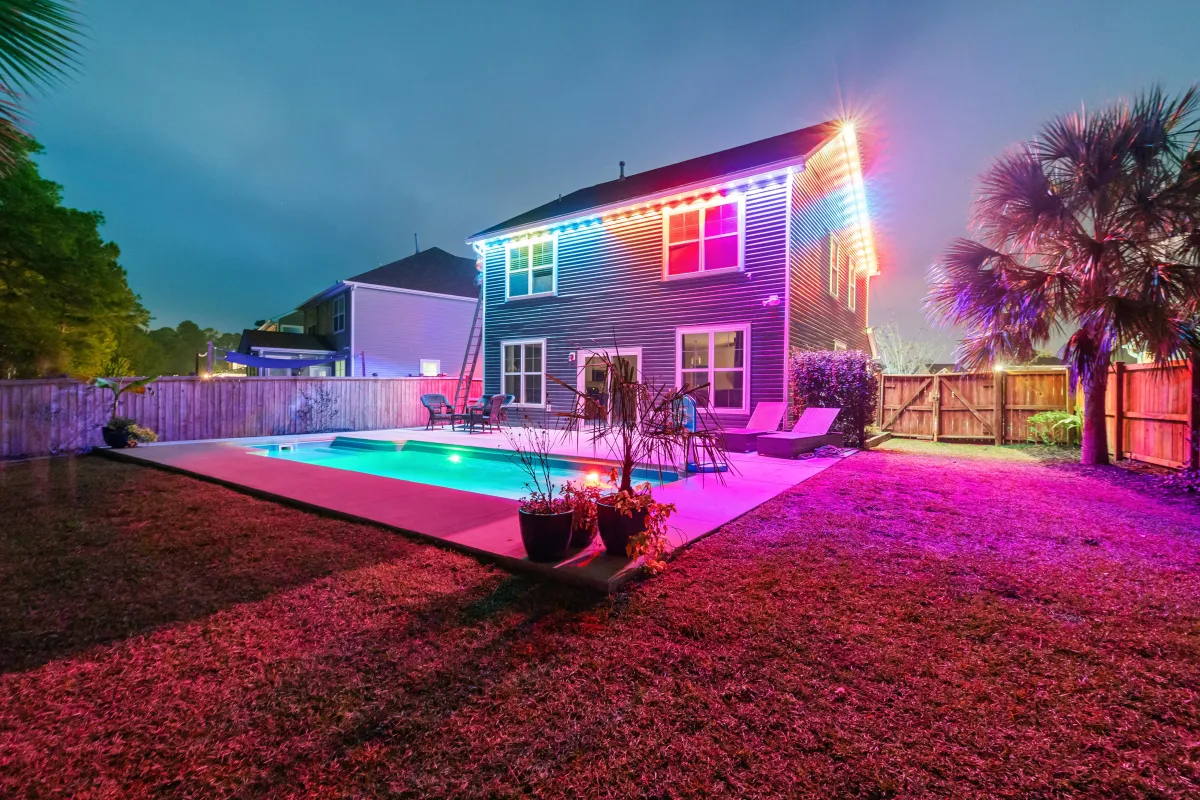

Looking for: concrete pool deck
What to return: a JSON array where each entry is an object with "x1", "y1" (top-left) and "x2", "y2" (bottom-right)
[{"x1": 99, "y1": 426, "x2": 853, "y2": 592}]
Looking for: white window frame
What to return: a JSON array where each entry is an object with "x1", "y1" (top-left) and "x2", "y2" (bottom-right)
[
  {"x1": 332, "y1": 294, "x2": 346, "y2": 333},
  {"x1": 828, "y1": 234, "x2": 840, "y2": 299},
  {"x1": 674, "y1": 324, "x2": 751, "y2": 415},
  {"x1": 847, "y1": 256, "x2": 857, "y2": 312},
  {"x1": 833, "y1": 339, "x2": 848, "y2": 351},
  {"x1": 419, "y1": 359, "x2": 440, "y2": 377},
  {"x1": 661, "y1": 195, "x2": 746, "y2": 280},
  {"x1": 501, "y1": 338, "x2": 547, "y2": 407},
  {"x1": 504, "y1": 234, "x2": 557, "y2": 301}
]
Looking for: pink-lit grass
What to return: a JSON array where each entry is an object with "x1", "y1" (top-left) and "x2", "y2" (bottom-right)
[{"x1": 0, "y1": 444, "x2": 1197, "y2": 797}]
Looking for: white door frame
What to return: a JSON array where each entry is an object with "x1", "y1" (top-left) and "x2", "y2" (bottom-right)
[{"x1": 575, "y1": 346, "x2": 643, "y2": 427}]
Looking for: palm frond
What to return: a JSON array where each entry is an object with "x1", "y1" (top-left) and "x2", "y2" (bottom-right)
[
  {"x1": 0, "y1": 0, "x2": 80, "y2": 94},
  {"x1": 0, "y1": 0, "x2": 79, "y2": 169}
]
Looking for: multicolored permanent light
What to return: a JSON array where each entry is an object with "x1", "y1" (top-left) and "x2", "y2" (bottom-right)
[
  {"x1": 471, "y1": 120, "x2": 879, "y2": 282},
  {"x1": 836, "y1": 120, "x2": 879, "y2": 277}
]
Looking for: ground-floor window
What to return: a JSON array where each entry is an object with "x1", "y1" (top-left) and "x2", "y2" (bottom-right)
[
  {"x1": 502, "y1": 339, "x2": 545, "y2": 405},
  {"x1": 677, "y1": 325, "x2": 749, "y2": 412},
  {"x1": 335, "y1": 358, "x2": 346, "y2": 377},
  {"x1": 420, "y1": 359, "x2": 440, "y2": 377}
]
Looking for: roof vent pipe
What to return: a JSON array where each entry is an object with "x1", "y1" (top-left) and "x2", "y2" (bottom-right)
[{"x1": 619, "y1": 161, "x2": 625, "y2": 180}]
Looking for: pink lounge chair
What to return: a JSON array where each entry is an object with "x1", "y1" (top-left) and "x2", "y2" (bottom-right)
[
  {"x1": 757, "y1": 407, "x2": 843, "y2": 458},
  {"x1": 718, "y1": 402, "x2": 788, "y2": 452}
]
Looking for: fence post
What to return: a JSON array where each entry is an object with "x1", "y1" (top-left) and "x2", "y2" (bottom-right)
[
  {"x1": 876, "y1": 376, "x2": 885, "y2": 428},
  {"x1": 1189, "y1": 353, "x2": 1200, "y2": 471},
  {"x1": 1112, "y1": 362, "x2": 1125, "y2": 461},
  {"x1": 931, "y1": 374, "x2": 941, "y2": 443},
  {"x1": 993, "y1": 368, "x2": 1006, "y2": 446}
]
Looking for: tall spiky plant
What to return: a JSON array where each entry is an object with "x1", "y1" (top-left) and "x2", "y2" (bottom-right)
[
  {"x1": 0, "y1": 1, "x2": 80, "y2": 170},
  {"x1": 927, "y1": 87, "x2": 1200, "y2": 465}
]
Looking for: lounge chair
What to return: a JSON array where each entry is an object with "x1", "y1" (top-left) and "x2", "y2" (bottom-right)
[
  {"x1": 757, "y1": 407, "x2": 844, "y2": 458},
  {"x1": 718, "y1": 401, "x2": 788, "y2": 452},
  {"x1": 420, "y1": 393, "x2": 455, "y2": 430}
]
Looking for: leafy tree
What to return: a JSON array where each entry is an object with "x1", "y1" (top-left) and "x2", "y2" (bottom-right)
[
  {"x1": 117, "y1": 321, "x2": 243, "y2": 376},
  {"x1": 927, "y1": 87, "x2": 1200, "y2": 465},
  {"x1": 0, "y1": 0, "x2": 80, "y2": 170},
  {"x1": 0, "y1": 138, "x2": 148, "y2": 377}
]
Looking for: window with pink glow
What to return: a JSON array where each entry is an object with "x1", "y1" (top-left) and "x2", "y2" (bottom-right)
[
  {"x1": 676, "y1": 325, "x2": 749, "y2": 412},
  {"x1": 664, "y1": 200, "x2": 741, "y2": 277}
]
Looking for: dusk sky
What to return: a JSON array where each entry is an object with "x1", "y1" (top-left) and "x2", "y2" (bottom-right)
[{"x1": 32, "y1": 0, "x2": 1200, "y2": 352}]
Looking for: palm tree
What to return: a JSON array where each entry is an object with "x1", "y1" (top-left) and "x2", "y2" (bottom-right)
[
  {"x1": 0, "y1": 0, "x2": 80, "y2": 169},
  {"x1": 927, "y1": 87, "x2": 1200, "y2": 465}
]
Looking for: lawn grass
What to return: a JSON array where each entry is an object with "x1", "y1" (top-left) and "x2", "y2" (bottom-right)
[{"x1": 1, "y1": 444, "x2": 1197, "y2": 798}]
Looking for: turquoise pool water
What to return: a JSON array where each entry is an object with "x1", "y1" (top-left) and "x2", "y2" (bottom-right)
[{"x1": 249, "y1": 438, "x2": 679, "y2": 500}]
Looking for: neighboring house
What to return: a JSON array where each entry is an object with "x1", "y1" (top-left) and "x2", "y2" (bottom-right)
[
  {"x1": 238, "y1": 247, "x2": 479, "y2": 377},
  {"x1": 466, "y1": 120, "x2": 879, "y2": 427}
]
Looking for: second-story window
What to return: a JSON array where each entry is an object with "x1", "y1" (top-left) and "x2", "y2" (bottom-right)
[
  {"x1": 507, "y1": 237, "x2": 555, "y2": 299},
  {"x1": 664, "y1": 199, "x2": 742, "y2": 277},
  {"x1": 847, "y1": 258, "x2": 857, "y2": 312},
  {"x1": 332, "y1": 295, "x2": 346, "y2": 333},
  {"x1": 828, "y1": 234, "x2": 840, "y2": 299}
]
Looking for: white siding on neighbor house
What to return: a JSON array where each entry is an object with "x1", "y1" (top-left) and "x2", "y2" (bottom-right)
[{"x1": 352, "y1": 286, "x2": 476, "y2": 378}]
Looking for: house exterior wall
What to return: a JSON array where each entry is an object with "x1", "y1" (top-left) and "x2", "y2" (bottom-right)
[
  {"x1": 302, "y1": 288, "x2": 353, "y2": 354},
  {"x1": 353, "y1": 285, "x2": 476, "y2": 378},
  {"x1": 786, "y1": 137, "x2": 871, "y2": 353},
  {"x1": 480, "y1": 178, "x2": 791, "y2": 428}
]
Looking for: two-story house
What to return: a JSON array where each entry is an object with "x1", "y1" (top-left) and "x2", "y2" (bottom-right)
[
  {"x1": 237, "y1": 246, "x2": 479, "y2": 377},
  {"x1": 466, "y1": 120, "x2": 879, "y2": 427}
]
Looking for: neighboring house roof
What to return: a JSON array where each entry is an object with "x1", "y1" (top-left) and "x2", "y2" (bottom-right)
[
  {"x1": 238, "y1": 329, "x2": 335, "y2": 353},
  {"x1": 469, "y1": 121, "x2": 839, "y2": 240},
  {"x1": 345, "y1": 247, "x2": 479, "y2": 298}
]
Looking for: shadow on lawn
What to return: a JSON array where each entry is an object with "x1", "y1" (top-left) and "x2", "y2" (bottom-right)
[{"x1": 0, "y1": 455, "x2": 457, "y2": 673}]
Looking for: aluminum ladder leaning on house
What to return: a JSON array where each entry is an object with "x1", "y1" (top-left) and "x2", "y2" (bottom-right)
[{"x1": 452, "y1": 272, "x2": 484, "y2": 413}]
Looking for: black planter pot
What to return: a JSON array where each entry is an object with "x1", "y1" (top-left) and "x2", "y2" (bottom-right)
[
  {"x1": 518, "y1": 508, "x2": 573, "y2": 563},
  {"x1": 569, "y1": 514, "x2": 597, "y2": 549},
  {"x1": 101, "y1": 426, "x2": 130, "y2": 449},
  {"x1": 596, "y1": 499, "x2": 648, "y2": 557}
]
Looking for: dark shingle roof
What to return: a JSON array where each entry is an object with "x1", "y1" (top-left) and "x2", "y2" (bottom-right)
[
  {"x1": 238, "y1": 330, "x2": 335, "y2": 353},
  {"x1": 346, "y1": 247, "x2": 478, "y2": 298},
  {"x1": 469, "y1": 121, "x2": 839, "y2": 240}
]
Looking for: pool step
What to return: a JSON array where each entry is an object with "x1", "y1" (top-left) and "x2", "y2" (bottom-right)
[{"x1": 329, "y1": 436, "x2": 405, "y2": 452}]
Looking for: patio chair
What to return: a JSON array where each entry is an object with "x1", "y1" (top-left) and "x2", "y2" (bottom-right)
[
  {"x1": 479, "y1": 394, "x2": 507, "y2": 432},
  {"x1": 452, "y1": 394, "x2": 491, "y2": 432},
  {"x1": 420, "y1": 393, "x2": 455, "y2": 430},
  {"x1": 718, "y1": 402, "x2": 788, "y2": 453},
  {"x1": 757, "y1": 407, "x2": 844, "y2": 459}
]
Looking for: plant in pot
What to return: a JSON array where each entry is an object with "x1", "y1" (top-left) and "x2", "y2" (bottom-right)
[
  {"x1": 505, "y1": 424, "x2": 573, "y2": 563},
  {"x1": 549, "y1": 345, "x2": 726, "y2": 572},
  {"x1": 561, "y1": 477, "x2": 603, "y2": 549},
  {"x1": 86, "y1": 376, "x2": 158, "y2": 448}
]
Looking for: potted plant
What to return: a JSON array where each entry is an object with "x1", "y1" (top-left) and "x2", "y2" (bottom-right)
[
  {"x1": 87, "y1": 376, "x2": 158, "y2": 448},
  {"x1": 102, "y1": 416, "x2": 159, "y2": 448},
  {"x1": 550, "y1": 345, "x2": 725, "y2": 572},
  {"x1": 505, "y1": 424, "x2": 573, "y2": 562},
  {"x1": 561, "y1": 478, "x2": 602, "y2": 549}
]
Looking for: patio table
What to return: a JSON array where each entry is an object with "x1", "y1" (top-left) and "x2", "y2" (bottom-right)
[{"x1": 452, "y1": 407, "x2": 486, "y2": 433}]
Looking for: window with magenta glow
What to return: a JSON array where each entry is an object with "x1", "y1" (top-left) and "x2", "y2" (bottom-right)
[{"x1": 664, "y1": 199, "x2": 742, "y2": 278}]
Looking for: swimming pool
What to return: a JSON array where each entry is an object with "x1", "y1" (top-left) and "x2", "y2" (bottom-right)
[{"x1": 248, "y1": 438, "x2": 680, "y2": 500}]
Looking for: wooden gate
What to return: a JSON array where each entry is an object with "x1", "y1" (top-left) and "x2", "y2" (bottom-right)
[{"x1": 879, "y1": 369, "x2": 1071, "y2": 444}]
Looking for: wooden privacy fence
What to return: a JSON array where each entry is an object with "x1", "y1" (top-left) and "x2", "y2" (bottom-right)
[
  {"x1": 879, "y1": 368, "x2": 1070, "y2": 446},
  {"x1": 878, "y1": 359, "x2": 1200, "y2": 469},
  {"x1": 1107, "y1": 360, "x2": 1199, "y2": 469},
  {"x1": 0, "y1": 376, "x2": 482, "y2": 459}
]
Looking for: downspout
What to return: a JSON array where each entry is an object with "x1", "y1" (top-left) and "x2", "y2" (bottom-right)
[{"x1": 348, "y1": 283, "x2": 356, "y2": 376}]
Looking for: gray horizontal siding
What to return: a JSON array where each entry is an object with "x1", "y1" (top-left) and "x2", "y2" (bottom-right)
[
  {"x1": 787, "y1": 136, "x2": 871, "y2": 353},
  {"x1": 354, "y1": 286, "x2": 476, "y2": 378},
  {"x1": 482, "y1": 181, "x2": 790, "y2": 428},
  {"x1": 302, "y1": 288, "x2": 352, "y2": 354}
]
